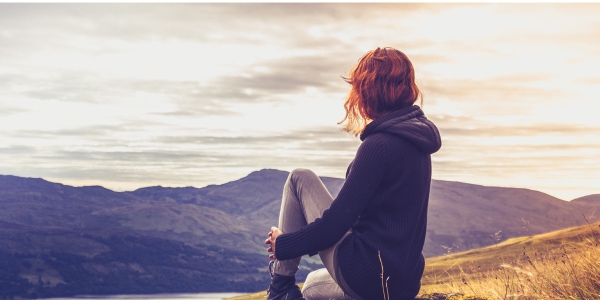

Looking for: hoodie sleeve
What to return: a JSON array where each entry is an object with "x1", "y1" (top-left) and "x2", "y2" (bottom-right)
[{"x1": 275, "y1": 135, "x2": 389, "y2": 260}]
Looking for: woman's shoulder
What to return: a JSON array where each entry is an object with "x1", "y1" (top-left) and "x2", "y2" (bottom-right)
[
  {"x1": 362, "y1": 131, "x2": 428, "y2": 157},
  {"x1": 356, "y1": 133, "x2": 398, "y2": 162},
  {"x1": 359, "y1": 132, "x2": 390, "y2": 150},
  {"x1": 361, "y1": 131, "x2": 410, "y2": 148}
]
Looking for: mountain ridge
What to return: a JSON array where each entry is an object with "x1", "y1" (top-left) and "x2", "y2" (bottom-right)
[
  {"x1": 1, "y1": 170, "x2": 597, "y2": 253},
  {"x1": 0, "y1": 170, "x2": 598, "y2": 298},
  {"x1": 3, "y1": 171, "x2": 588, "y2": 202}
]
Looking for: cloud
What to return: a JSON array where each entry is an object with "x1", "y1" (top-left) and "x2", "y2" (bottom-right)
[
  {"x1": 0, "y1": 107, "x2": 29, "y2": 117},
  {"x1": 1, "y1": 3, "x2": 600, "y2": 199},
  {"x1": 422, "y1": 76, "x2": 564, "y2": 103},
  {"x1": 438, "y1": 122, "x2": 599, "y2": 138},
  {"x1": 1, "y1": 123, "x2": 360, "y2": 189},
  {"x1": 198, "y1": 55, "x2": 351, "y2": 103},
  {"x1": 1, "y1": 52, "x2": 350, "y2": 119},
  {"x1": 154, "y1": 126, "x2": 360, "y2": 151},
  {"x1": 0, "y1": 145, "x2": 36, "y2": 155},
  {"x1": 7, "y1": 124, "x2": 129, "y2": 140}
]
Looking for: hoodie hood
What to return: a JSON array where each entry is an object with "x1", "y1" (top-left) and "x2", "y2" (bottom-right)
[{"x1": 360, "y1": 105, "x2": 442, "y2": 154}]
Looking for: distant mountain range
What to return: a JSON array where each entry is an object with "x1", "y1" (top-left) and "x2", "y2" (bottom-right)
[{"x1": 0, "y1": 170, "x2": 598, "y2": 298}]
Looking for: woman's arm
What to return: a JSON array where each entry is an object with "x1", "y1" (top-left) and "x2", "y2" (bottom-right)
[{"x1": 273, "y1": 136, "x2": 389, "y2": 260}]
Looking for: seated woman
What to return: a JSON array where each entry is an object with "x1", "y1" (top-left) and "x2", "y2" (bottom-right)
[{"x1": 265, "y1": 47, "x2": 442, "y2": 300}]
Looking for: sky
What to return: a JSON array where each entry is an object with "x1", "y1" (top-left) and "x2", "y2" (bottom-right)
[{"x1": 1, "y1": 3, "x2": 599, "y2": 200}]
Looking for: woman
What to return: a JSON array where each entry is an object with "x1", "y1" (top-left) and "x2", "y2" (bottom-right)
[{"x1": 265, "y1": 47, "x2": 441, "y2": 300}]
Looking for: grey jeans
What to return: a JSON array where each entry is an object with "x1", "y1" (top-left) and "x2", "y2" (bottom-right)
[{"x1": 273, "y1": 168, "x2": 361, "y2": 300}]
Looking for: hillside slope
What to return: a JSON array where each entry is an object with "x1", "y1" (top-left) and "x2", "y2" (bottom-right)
[
  {"x1": 0, "y1": 170, "x2": 598, "y2": 298},
  {"x1": 425, "y1": 180, "x2": 595, "y2": 256},
  {"x1": 423, "y1": 220, "x2": 600, "y2": 284},
  {"x1": 420, "y1": 220, "x2": 600, "y2": 298}
]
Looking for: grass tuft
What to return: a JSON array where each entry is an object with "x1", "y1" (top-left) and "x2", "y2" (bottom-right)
[{"x1": 420, "y1": 221, "x2": 600, "y2": 299}]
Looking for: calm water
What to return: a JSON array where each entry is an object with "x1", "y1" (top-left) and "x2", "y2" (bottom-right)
[{"x1": 44, "y1": 293, "x2": 247, "y2": 300}]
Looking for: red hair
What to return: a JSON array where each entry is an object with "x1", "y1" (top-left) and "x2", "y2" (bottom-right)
[{"x1": 339, "y1": 47, "x2": 421, "y2": 135}]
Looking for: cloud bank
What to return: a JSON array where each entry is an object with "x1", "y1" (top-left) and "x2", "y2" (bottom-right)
[{"x1": 1, "y1": 3, "x2": 599, "y2": 199}]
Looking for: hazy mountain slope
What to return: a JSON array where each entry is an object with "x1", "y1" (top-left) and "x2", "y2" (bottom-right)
[
  {"x1": 0, "y1": 174, "x2": 261, "y2": 252},
  {"x1": 1, "y1": 170, "x2": 599, "y2": 298},
  {"x1": 0, "y1": 172, "x2": 330, "y2": 298},
  {"x1": 91, "y1": 203, "x2": 261, "y2": 251},
  {"x1": 128, "y1": 169, "x2": 344, "y2": 250},
  {"x1": 128, "y1": 170, "x2": 600, "y2": 258},
  {"x1": 0, "y1": 175, "x2": 146, "y2": 229},
  {"x1": 128, "y1": 169, "x2": 289, "y2": 215},
  {"x1": 2, "y1": 171, "x2": 598, "y2": 258},
  {"x1": 130, "y1": 169, "x2": 343, "y2": 217},
  {"x1": 569, "y1": 194, "x2": 600, "y2": 218},
  {"x1": 0, "y1": 227, "x2": 271, "y2": 299},
  {"x1": 424, "y1": 180, "x2": 591, "y2": 256},
  {"x1": 571, "y1": 194, "x2": 600, "y2": 204}
]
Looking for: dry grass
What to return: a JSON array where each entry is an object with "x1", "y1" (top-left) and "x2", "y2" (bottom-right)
[{"x1": 420, "y1": 221, "x2": 600, "y2": 299}]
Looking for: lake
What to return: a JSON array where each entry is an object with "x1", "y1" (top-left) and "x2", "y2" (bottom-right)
[{"x1": 44, "y1": 293, "x2": 247, "y2": 300}]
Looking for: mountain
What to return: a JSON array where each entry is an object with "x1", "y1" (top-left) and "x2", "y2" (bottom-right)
[
  {"x1": 425, "y1": 180, "x2": 596, "y2": 256},
  {"x1": 0, "y1": 170, "x2": 598, "y2": 298},
  {"x1": 571, "y1": 194, "x2": 600, "y2": 212},
  {"x1": 0, "y1": 171, "x2": 332, "y2": 298},
  {"x1": 571, "y1": 194, "x2": 600, "y2": 203},
  {"x1": 130, "y1": 169, "x2": 291, "y2": 215}
]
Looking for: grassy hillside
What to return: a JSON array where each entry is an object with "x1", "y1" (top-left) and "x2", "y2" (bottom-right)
[
  {"x1": 229, "y1": 221, "x2": 600, "y2": 300},
  {"x1": 422, "y1": 219, "x2": 600, "y2": 298}
]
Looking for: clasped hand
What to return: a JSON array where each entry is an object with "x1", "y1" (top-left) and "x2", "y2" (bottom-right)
[{"x1": 265, "y1": 226, "x2": 284, "y2": 260}]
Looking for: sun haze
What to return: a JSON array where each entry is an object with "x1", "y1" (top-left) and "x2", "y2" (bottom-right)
[{"x1": 1, "y1": 3, "x2": 599, "y2": 200}]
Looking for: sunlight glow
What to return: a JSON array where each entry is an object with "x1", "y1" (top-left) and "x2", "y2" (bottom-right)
[{"x1": 1, "y1": 3, "x2": 599, "y2": 199}]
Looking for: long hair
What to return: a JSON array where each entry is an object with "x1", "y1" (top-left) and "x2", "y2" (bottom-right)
[{"x1": 339, "y1": 47, "x2": 421, "y2": 136}]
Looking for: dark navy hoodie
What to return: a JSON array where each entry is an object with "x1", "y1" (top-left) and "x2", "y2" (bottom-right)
[{"x1": 276, "y1": 105, "x2": 442, "y2": 299}]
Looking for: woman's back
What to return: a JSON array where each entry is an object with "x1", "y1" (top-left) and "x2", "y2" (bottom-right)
[{"x1": 336, "y1": 105, "x2": 440, "y2": 299}]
